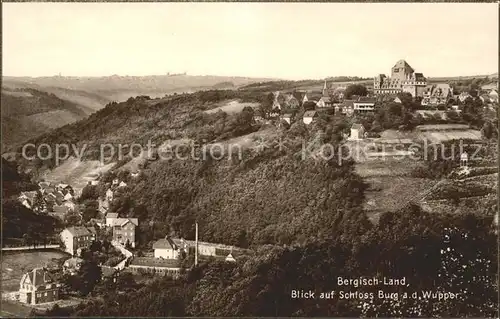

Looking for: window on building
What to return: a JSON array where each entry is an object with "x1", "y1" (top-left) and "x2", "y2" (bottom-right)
[{"x1": 44, "y1": 292, "x2": 48, "y2": 297}]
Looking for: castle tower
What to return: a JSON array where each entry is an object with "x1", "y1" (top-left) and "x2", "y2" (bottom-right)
[{"x1": 391, "y1": 60, "x2": 414, "y2": 82}]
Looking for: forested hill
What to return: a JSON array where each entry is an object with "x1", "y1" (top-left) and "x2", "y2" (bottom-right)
[
  {"x1": 1, "y1": 87, "x2": 91, "y2": 152},
  {"x1": 16, "y1": 89, "x2": 369, "y2": 247}
]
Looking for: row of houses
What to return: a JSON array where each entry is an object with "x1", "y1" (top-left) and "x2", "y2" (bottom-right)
[
  {"x1": 18, "y1": 182, "x2": 76, "y2": 218},
  {"x1": 16, "y1": 225, "x2": 243, "y2": 306}
]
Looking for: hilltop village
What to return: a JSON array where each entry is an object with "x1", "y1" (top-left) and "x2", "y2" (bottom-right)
[{"x1": 257, "y1": 59, "x2": 497, "y2": 128}]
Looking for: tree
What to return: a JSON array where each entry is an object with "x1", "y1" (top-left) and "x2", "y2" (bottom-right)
[
  {"x1": 481, "y1": 121, "x2": 497, "y2": 139},
  {"x1": 77, "y1": 259, "x2": 102, "y2": 296},
  {"x1": 80, "y1": 185, "x2": 99, "y2": 202},
  {"x1": 81, "y1": 200, "x2": 99, "y2": 222},
  {"x1": 344, "y1": 84, "x2": 368, "y2": 99}
]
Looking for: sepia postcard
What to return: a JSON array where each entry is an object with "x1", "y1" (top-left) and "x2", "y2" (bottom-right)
[{"x1": 1, "y1": 2, "x2": 498, "y2": 318}]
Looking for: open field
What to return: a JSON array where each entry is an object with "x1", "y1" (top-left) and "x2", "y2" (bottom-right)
[
  {"x1": 41, "y1": 157, "x2": 115, "y2": 195},
  {"x1": 2, "y1": 250, "x2": 69, "y2": 292},
  {"x1": 214, "y1": 126, "x2": 280, "y2": 152},
  {"x1": 355, "y1": 158, "x2": 435, "y2": 223},
  {"x1": 204, "y1": 100, "x2": 260, "y2": 114},
  {"x1": 364, "y1": 176, "x2": 436, "y2": 223},
  {"x1": 423, "y1": 130, "x2": 482, "y2": 143},
  {"x1": 379, "y1": 128, "x2": 483, "y2": 143}
]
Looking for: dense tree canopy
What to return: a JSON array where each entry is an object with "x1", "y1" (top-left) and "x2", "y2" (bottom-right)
[{"x1": 344, "y1": 84, "x2": 368, "y2": 99}]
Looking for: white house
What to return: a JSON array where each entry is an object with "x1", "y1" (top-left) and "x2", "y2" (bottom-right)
[
  {"x1": 118, "y1": 181, "x2": 127, "y2": 188},
  {"x1": 460, "y1": 152, "x2": 468, "y2": 167},
  {"x1": 349, "y1": 124, "x2": 366, "y2": 140},
  {"x1": 63, "y1": 193, "x2": 73, "y2": 201},
  {"x1": 131, "y1": 171, "x2": 140, "y2": 178},
  {"x1": 225, "y1": 253, "x2": 236, "y2": 262},
  {"x1": 18, "y1": 191, "x2": 37, "y2": 209},
  {"x1": 303, "y1": 111, "x2": 318, "y2": 125},
  {"x1": 153, "y1": 236, "x2": 238, "y2": 260},
  {"x1": 105, "y1": 213, "x2": 119, "y2": 227},
  {"x1": 281, "y1": 113, "x2": 293, "y2": 125},
  {"x1": 106, "y1": 189, "x2": 114, "y2": 201},
  {"x1": 317, "y1": 96, "x2": 332, "y2": 108},
  {"x1": 153, "y1": 237, "x2": 188, "y2": 259},
  {"x1": 353, "y1": 97, "x2": 376, "y2": 113},
  {"x1": 60, "y1": 226, "x2": 96, "y2": 256}
]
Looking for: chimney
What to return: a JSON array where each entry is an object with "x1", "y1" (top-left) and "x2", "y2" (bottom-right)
[{"x1": 195, "y1": 223, "x2": 198, "y2": 266}]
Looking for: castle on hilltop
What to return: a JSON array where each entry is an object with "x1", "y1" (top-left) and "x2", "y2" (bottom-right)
[{"x1": 374, "y1": 60, "x2": 427, "y2": 97}]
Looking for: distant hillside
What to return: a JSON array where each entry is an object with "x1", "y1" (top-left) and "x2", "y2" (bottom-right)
[
  {"x1": 3, "y1": 75, "x2": 276, "y2": 103},
  {"x1": 2, "y1": 79, "x2": 110, "y2": 114},
  {"x1": 1, "y1": 87, "x2": 91, "y2": 153}
]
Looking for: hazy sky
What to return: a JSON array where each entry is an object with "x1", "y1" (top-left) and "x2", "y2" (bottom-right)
[{"x1": 3, "y1": 3, "x2": 498, "y2": 80}]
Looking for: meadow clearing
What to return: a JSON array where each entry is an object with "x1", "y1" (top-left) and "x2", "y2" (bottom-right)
[{"x1": 204, "y1": 100, "x2": 260, "y2": 114}]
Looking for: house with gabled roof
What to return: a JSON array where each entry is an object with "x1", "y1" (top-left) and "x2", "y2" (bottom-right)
[
  {"x1": 317, "y1": 96, "x2": 332, "y2": 108},
  {"x1": 303, "y1": 110, "x2": 318, "y2": 125},
  {"x1": 60, "y1": 226, "x2": 96, "y2": 256},
  {"x1": 18, "y1": 191, "x2": 38, "y2": 209},
  {"x1": 153, "y1": 236, "x2": 189, "y2": 259},
  {"x1": 105, "y1": 213, "x2": 119, "y2": 226},
  {"x1": 111, "y1": 217, "x2": 139, "y2": 248},
  {"x1": 272, "y1": 99, "x2": 282, "y2": 110},
  {"x1": 293, "y1": 91, "x2": 308, "y2": 106},
  {"x1": 225, "y1": 253, "x2": 236, "y2": 262},
  {"x1": 50, "y1": 204, "x2": 69, "y2": 220},
  {"x1": 281, "y1": 112, "x2": 294, "y2": 125},
  {"x1": 422, "y1": 84, "x2": 453, "y2": 106},
  {"x1": 18, "y1": 268, "x2": 61, "y2": 305},
  {"x1": 280, "y1": 93, "x2": 300, "y2": 109},
  {"x1": 153, "y1": 236, "x2": 240, "y2": 260},
  {"x1": 349, "y1": 124, "x2": 366, "y2": 140}
]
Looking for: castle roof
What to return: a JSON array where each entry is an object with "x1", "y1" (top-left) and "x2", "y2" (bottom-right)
[{"x1": 393, "y1": 59, "x2": 414, "y2": 72}]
